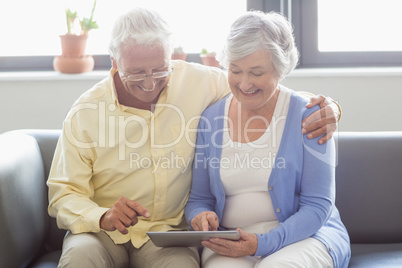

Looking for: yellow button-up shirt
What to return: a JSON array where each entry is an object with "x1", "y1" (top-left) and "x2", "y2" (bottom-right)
[{"x1": 47, "y1": 60, "x2": 230, "y2": 248}]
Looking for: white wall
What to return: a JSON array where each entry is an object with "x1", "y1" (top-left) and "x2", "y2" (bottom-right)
[
  {"x1": 281, "y1": 68, "x2": 402, "y2": 132},
  {"x1": 0, "y1": 72, "x2": 103, "y2": 134},
  {"x1": 1, "y1": 68, "x2": 402, "y2": 134}
]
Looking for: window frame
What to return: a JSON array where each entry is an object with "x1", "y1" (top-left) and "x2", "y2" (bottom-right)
[
  {"x1": 2, "y1": 0, "x2": 402, "y2": 72},
  {"x1": 296, "y1": 0, "x2": 402, "y2": 68}
]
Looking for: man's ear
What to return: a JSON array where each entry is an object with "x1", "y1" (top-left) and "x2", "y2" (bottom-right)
[{"x1": 111, "y1": 57, "x2": 118, "y2": 70}]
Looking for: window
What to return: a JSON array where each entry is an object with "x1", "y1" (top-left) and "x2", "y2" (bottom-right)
[
  {"x1": 249, "y1": 0, "x2": 402, "y2": 68},
  {"x1": 318, "y1": 0, "x2": 402, "y2": 52},
  {"x1": 3, "y1": 0, "x2": 400, "y2": 71},
  {"x1": 0, "y1": 0, "x2": 246, "y2": 71}
]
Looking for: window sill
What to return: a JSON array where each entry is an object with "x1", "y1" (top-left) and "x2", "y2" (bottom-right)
[
  {"x1": 1, "y1": 67, "x2": 402, "y2": 82},
  {"x1": 0, "y1": 70, "x2": 109, "y2": 82},
  {"x1": 289, "y1": 67, "x2": 402, "y2": 78}
]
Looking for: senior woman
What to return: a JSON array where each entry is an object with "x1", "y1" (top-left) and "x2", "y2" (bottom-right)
[{"x1": 185, "y1": 11, "x2": 351, "y2": 268}]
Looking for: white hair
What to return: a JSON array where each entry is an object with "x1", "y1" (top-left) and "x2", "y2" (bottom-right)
[
  {"x1": 219, "y1": 11, "x2": 299, "y2": 80},
  {"x1": 108, "y1": 7, "x2": 173, "y2": 62}
]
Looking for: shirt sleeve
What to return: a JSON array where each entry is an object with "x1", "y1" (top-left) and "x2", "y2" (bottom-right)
[
  {"x1": 184, "y1": 114, "x2": 218, "y2": 227},
  {"x1": 47, "y1": 116, "x2": 109, "y2": 234},
  {"x1": 209, "y1": 67, "x2": 231, "y2": 104}
]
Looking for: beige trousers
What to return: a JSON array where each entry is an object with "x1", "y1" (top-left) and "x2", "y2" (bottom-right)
[{"x1": 58, "y1": 231, "x2": 199, "y2": 268}]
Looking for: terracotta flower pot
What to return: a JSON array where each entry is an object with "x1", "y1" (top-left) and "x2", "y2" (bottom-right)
[
  {"x1": 171, "y1": 53, "x2": 187, "y2": 61},
  {"x1": 53, "y1": 34, "x2": 94, "y2": 74},
  {"x1": 59, "y1": 34, "x2": 88, "y2": 57},
  {"x1": 53, "y1": 56, "x2": 94, "y2": 74},
  {"x1": 200, "y1": 54, "x2": 220, "y2": 68}
]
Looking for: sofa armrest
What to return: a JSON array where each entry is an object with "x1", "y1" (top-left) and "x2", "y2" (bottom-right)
[{"x1": 0, "y1": 132, "x2": 48, "y2": 267}]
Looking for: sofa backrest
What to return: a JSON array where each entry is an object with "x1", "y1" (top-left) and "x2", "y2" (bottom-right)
[
  {"x1": 25, "y1": 129, "x2": 402, "y2": 245},
  {"x1": 335, "y1": 131, "x2": 402, "y2": 244}
]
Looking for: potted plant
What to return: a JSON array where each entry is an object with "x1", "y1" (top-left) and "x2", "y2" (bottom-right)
[
  {"x1": 171, "y1": 46, "x2": 187, "y2": 61},
  {"x1": 53, "y1": 0, "x2": 99, "y2": 74},
  {"x1": 200, "y1": 48, "x2": 220, "y2": 68}
]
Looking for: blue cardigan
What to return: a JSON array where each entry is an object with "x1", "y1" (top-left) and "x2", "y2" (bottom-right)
[{"x1": 185, "y1": 91, "x2": 351, "y2": 268}]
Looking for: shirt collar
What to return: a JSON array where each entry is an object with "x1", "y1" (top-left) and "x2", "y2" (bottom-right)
[{"x1": 109, "y1": 68, "x2": 120, "y2": 108}]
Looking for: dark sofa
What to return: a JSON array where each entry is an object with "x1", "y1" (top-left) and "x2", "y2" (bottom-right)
[{"x1": 0, "y1": 129, "x2": 401, "y2": 267}]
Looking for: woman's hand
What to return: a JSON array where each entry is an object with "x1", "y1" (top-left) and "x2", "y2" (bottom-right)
[
  {"x1": 302, "y1": 95, "x2": 340, "y2": 144},
  {"x1": 202, "y1": 228, "x2": 258, "y2": 257},
  {"x1": 191, "y1": 211, "x2": 219, "y2": 231}
]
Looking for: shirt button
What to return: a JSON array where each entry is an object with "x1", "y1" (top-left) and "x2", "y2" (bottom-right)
[
  {"x1": 269, "y1": 186, "x2": 273, "y2": 190},
  {"x1": 276, "y1": 208, "x2": 281, "y2": 213}
]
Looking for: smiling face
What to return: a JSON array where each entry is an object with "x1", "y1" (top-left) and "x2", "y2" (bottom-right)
[
  {"x1": 112, "y1": 43, "x2": 171, "y2": 107},
  {"x1": 228, "y1": 49, "x2": 280, "y2": 114}
]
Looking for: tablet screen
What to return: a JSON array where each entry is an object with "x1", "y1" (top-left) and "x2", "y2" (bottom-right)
[{"x1": 147, "y1": 230, "x2": 240, "y2": 247}]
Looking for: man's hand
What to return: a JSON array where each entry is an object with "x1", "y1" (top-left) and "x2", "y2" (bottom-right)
[
  {"x1": 191, "y1": 211, "x2": 219, "y2": 231},
  {"x1": 100, "y1": 196, "x2": 150, "y2": 235},
  {"x1": 202, "y1": 228, "x2": 258, "y2": 257},
  {"x1": 302, "y1": 94, "x2": 339, "y2": 144}
]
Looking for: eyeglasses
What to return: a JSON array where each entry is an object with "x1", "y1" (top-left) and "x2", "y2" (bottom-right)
[{"x1": 119, "y1": 67, "x2": 172, "y2": 82}]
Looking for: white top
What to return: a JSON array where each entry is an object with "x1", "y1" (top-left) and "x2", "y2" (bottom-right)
[{"x1": 220, "y1": 86, "x2": 291, "y2": 230}]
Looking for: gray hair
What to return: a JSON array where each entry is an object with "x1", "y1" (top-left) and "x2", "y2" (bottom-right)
[
  {"x1": 219, "y1": 11, "x2": 299, "y2": 80},
  {"x1": 108, "y1": 7, "x2": 173, "y2": 62}
]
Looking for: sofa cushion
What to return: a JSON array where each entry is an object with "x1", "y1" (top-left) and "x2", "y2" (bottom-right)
[
  {"x1": 349, "y1": 243, "x2": 402, "y2": 267},
  {"x1": 29, "y1": 250, "x2": 62, "y2": 268}
]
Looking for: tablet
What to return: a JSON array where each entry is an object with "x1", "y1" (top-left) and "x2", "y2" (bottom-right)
[{"x1": 147, "y1": 230, "x2": 240, "y2": 247}]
